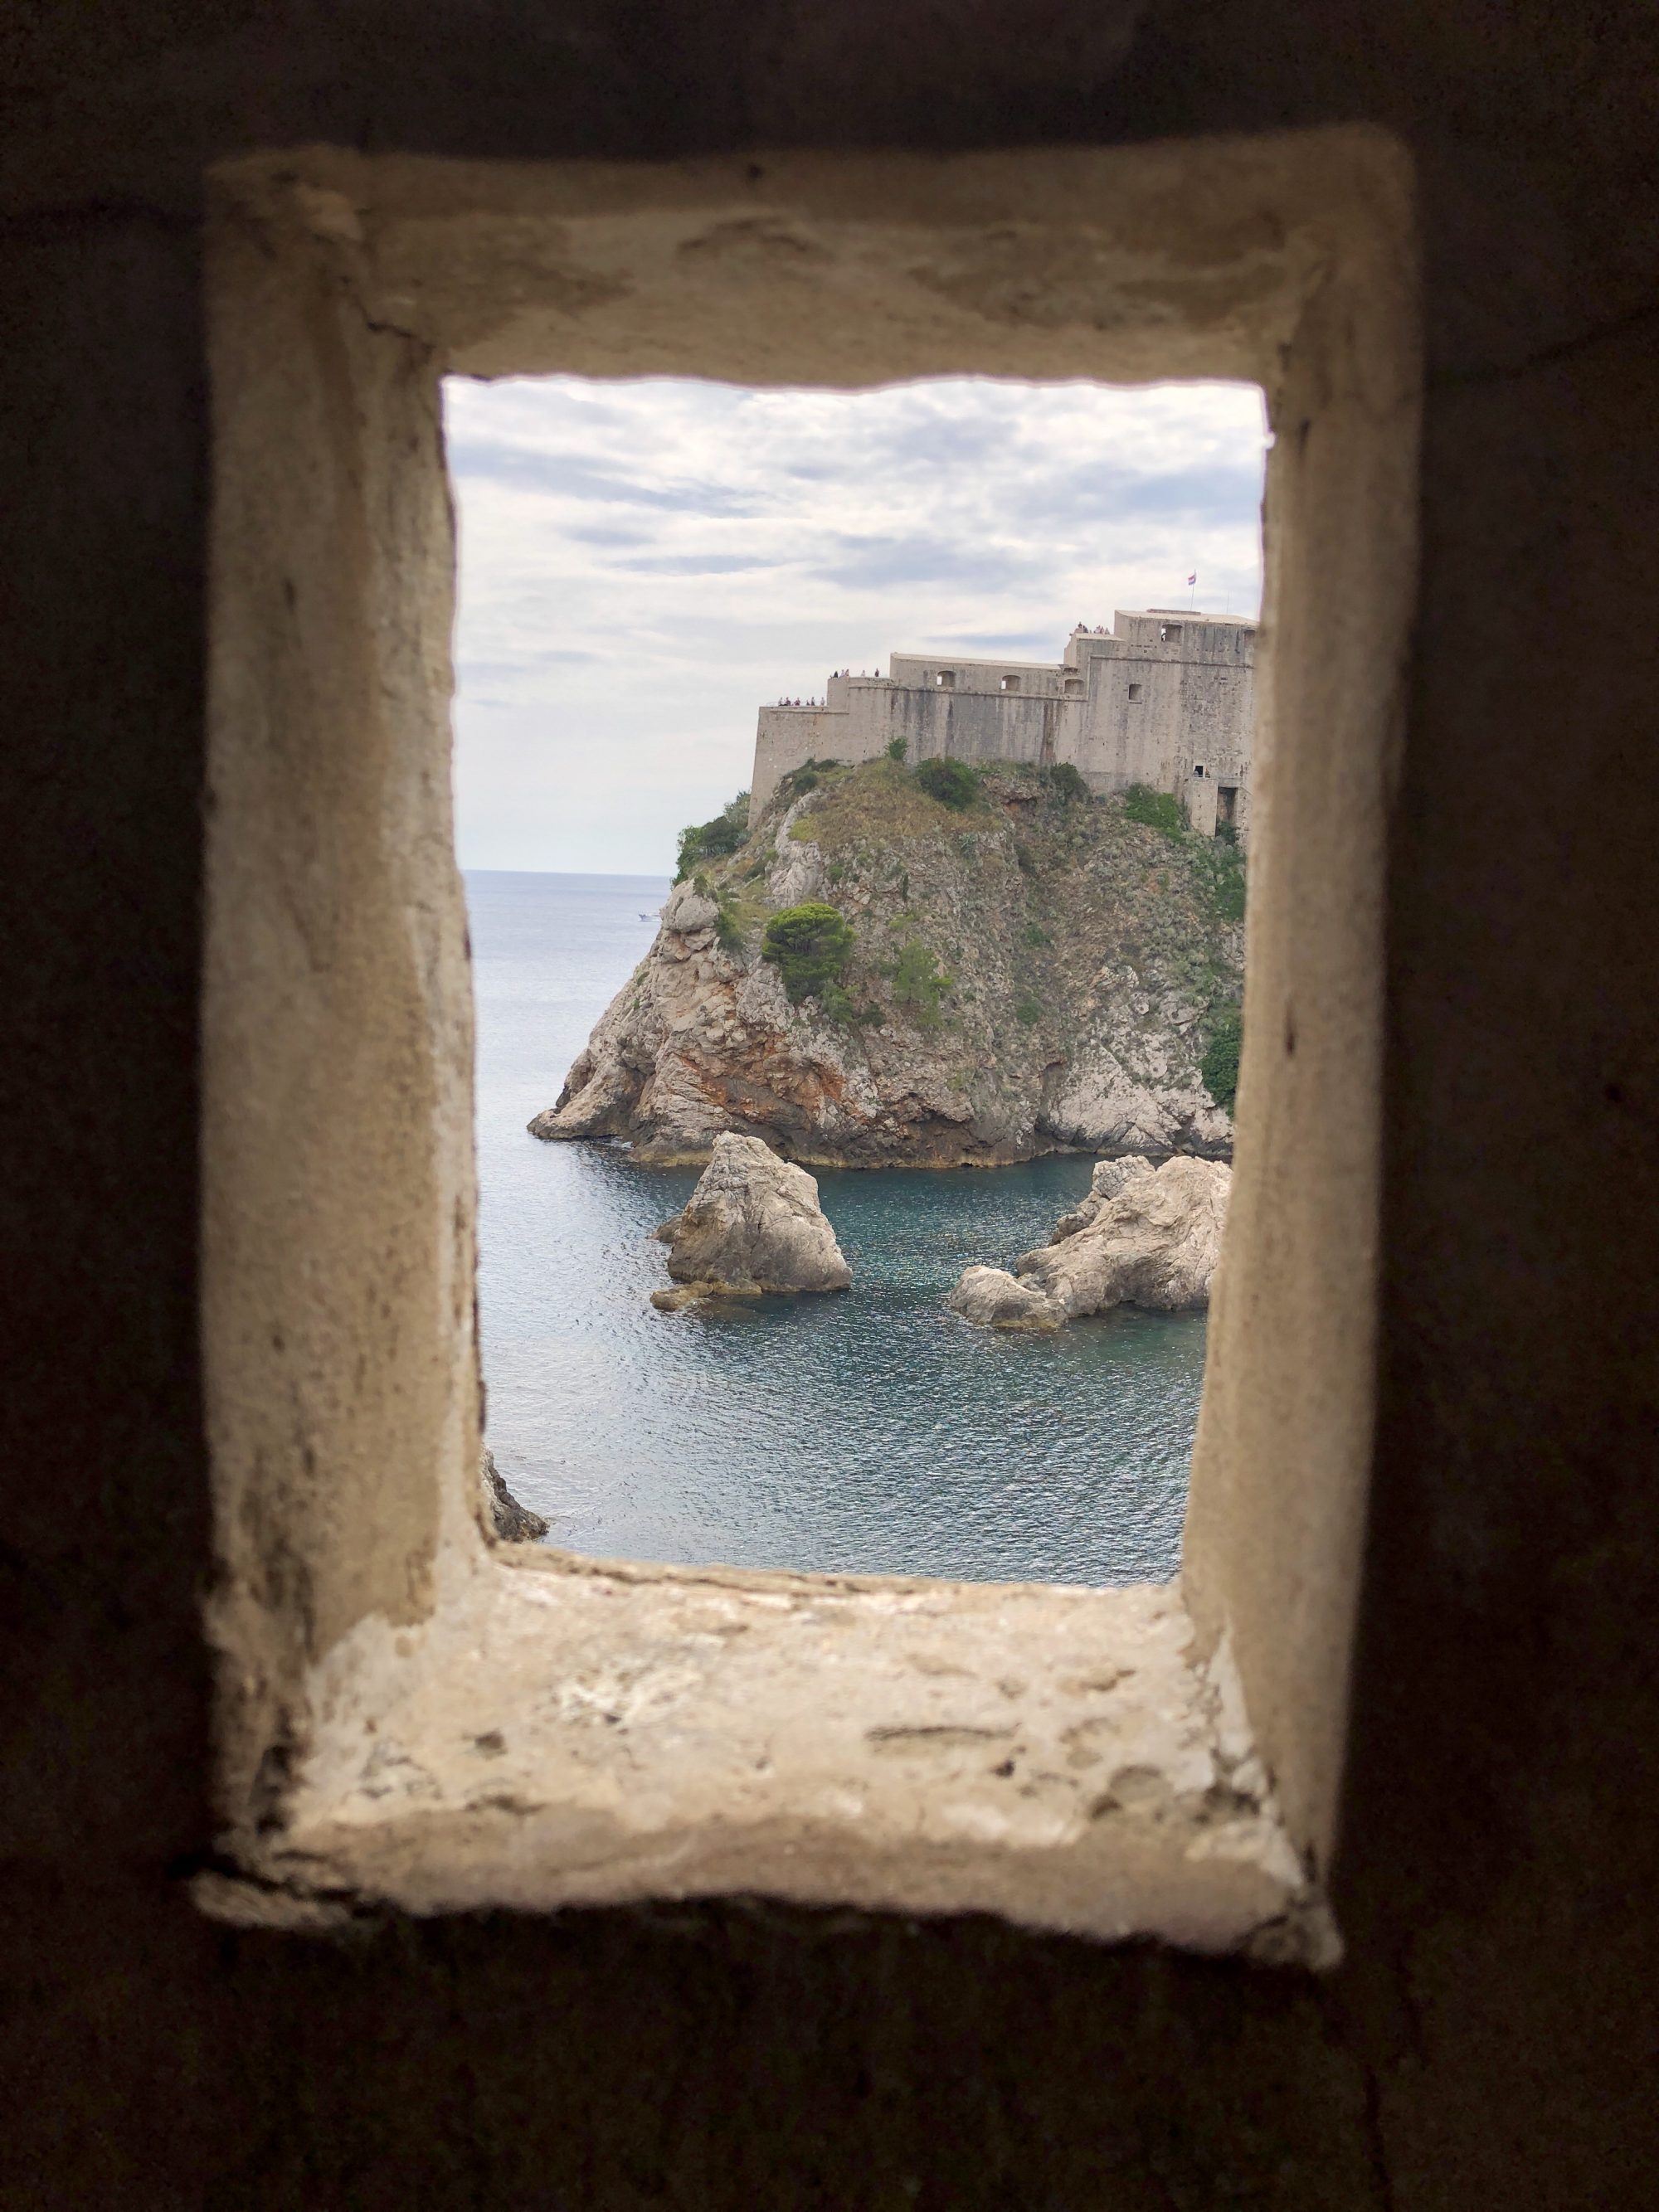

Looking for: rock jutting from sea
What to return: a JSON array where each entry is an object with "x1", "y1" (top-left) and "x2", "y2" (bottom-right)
[
  {"x1": 479, "y1": 1446, "x2": 549, "y2": 1542},
  {"x1": 650, "y1": 1131, "x2": 851, "y2": 1309},
  {"x1": 946, "y1": 1154, "x2": 1230, "y2": 1329},
  {"x1": 529, "y1": 756, "x2": 1243, "y2": 1169}
]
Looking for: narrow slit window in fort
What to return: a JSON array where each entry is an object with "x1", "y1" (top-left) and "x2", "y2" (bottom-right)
[{"x1": 202, "y1": 141, "x2": 1413, "y2": 1950}]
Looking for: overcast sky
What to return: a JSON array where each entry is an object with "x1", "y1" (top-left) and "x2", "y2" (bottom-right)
[{"x1": 447, "y1": 376, "x2": 1268, "y2": 877}]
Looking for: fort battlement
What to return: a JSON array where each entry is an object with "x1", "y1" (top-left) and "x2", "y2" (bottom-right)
[{"x1": 753, "y1": 610, "x2": 1255, "y2": 839}]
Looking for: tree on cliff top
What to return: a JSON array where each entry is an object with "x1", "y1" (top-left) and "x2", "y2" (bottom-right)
[
  {"x1": 675, "y1": 790, "x2": 750, "y2": 881},
  {"x1": 762, "y1": 902, "x2": 855, "y2": 1002}
]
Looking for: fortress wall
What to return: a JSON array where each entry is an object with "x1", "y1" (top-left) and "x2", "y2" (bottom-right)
[
  {"x1": 883, "y1": 685, "x2": 1082, "y2": 768},
  {"x1": 888, "y1": 654, "x2": 1066, "y2": 695},
  {"x1": 752, "y1": 705, "x2": 868, "y2": 807},
  {"x1": 844, "y1": 681, "x2": 898, "y2": 760},
  {"x1": 1172, "y1": 662, "x2": 1253, "y2": 764},
  {"x1": 1075, "y1": 657, "x2": 1189, "y2": 790},
  {"x1": 1174, "y1": 661, "x2": 1254, "y2": 831},
  {"x1": 757, "y1": 649, "x2": 1253, "y2": 825},
  {"x1": 1115, "y1": 614, "x2": 1255, "y2": 664},
  {"x1": 758, "y1": 618, "x2": 1254, "y2": 819},
  {"x1": 1060, "y1": 641, "x2": 1255, "y2": 824}
]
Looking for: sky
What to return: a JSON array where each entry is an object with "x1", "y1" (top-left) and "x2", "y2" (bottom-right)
[{"x1": 446, "y1": 376, "x2": 1269, "y2": 876}]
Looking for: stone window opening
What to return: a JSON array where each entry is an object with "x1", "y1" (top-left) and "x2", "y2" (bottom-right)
[
  {"x1": 200, "y1": 138, "x2": 1417, "y2": 1959},
  {"x1": 1160, "y1": 622, "x2": 1183, "y2": 642},
  {"x1": 1000, "y1": 673, "x2": 1020, "y2": 692},
  {"x1": 1128, "y1": 683, "x2": 1144, "y2": 702},
  {"x1": 1194, "y1": 763, "x2": 1206, "y2": 777},
  {"x1": 1063, "y1": 677, "x2": 1082, "y2": 698},
  {"x1": 936, "y1": 669, "x2": 955, "y2": 688}
]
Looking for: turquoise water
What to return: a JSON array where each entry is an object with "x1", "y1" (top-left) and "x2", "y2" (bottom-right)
[{"x1": 468, "y1": 869, "x2": 1203, "y2": 1585}]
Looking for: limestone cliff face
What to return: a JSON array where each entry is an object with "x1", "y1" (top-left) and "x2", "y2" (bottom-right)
[{"x1": 530, "y1": 760, "x2": 1243, "y2": 1168}]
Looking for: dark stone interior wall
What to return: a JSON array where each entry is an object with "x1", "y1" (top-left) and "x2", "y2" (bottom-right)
[{"x1": 3, "y1": 5, "x2": 1657, "y2": 2204}]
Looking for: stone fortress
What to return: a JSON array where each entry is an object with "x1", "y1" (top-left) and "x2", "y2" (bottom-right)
[{"x1": 752, "y1": 610, "x2": 1256, "y2": 838}]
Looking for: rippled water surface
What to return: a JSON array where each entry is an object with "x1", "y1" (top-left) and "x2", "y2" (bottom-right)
[{"x1": 469, "y1": 869, "x2": 1202, "y2": 1585}]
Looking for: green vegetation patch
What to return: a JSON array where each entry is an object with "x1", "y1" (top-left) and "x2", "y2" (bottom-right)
[
  {"x1": 913, "y1": 756, "x2": 980, "y2": 811},
  {"x1": 1121, "y1": 784, "x2": 1185, "y2": 839},
  {"x1": 1045, "y1": 762, "x2": 1091, "y2": 805},
  {"x1": 1190, "y1": 838, "x2": 1248, "y2": 923},
  {"x1": 761, "y1": 902, "x2": 855, "y2": 1002},
  {"x1": 887, "y1": 938, "x2": 952, "y2": 1029},
  {"x1": 1201, "y1": 1005, "x2": 1243, "y2": 1113},
  {"x1": 674, "y1": 790, "x2": 750, "y2": 881},
  {"x1": 821, "y1": 982, "x2": 883, "y2": 1026},
  {"x1": 787, "y1": 757, "x2": 990, "y2": 853},
  {"x1": 777, "y1": 757, "x2": 845, "y2": 801}
]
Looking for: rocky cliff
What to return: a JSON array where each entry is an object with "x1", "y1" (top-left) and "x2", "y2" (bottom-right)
[{"x1": 531, "y1": 758, "x2": 1243, "y2": 1168}]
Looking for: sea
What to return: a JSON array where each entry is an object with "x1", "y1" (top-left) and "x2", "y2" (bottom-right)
[{"x1": 467, "y1": 869, "x2": 1204, "y2": 1587}]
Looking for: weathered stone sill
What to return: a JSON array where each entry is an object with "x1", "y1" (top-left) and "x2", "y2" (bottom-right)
[{"x1": 205, "y1": 1544, "x2": 1335, "y2": 1965}]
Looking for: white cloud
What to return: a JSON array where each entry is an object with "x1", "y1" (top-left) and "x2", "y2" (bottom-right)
[{"x1": 447, "y1": 375, "x2": 1267, "y2": 874}]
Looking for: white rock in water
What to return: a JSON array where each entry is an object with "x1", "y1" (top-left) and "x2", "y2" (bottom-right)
[
  {"x1": 1017, "y1": 1155, "x2": 1230, "y2": 1316},
  {"x1": 945, "y1": 1265, "x2": 1065, "y2": 1330},
  {"x1": 660, "y1": 1132, "x2": 851, "y2": 1296},
  {"x1": 946, "y1": 1155, "x2": 1229, "y2": 1329},
  {"x1": 1046, "y1": 1154, "x2": 1156, "y2": 1242}
]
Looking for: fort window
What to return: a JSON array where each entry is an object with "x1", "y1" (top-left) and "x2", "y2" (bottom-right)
[
  {"x1": 1194, "y1": 763, "x2": 1206, "y2": 777},
  {"x1": 1000, "y1": 673, "x2": 1021, "y2": 692},
  {"x1": 1063, "y1": 678, "x2": 1082, "y2": 697},
  {"x1": 1160, "y1": 623, "x2": 1183, "y2": 642},
  {"x1": 202, "y1": 139, "x2": 1417, "y2": 1956},
  {"x1": 936, "y1": 669, "x2": 956, "y2": 688},
  {"x1": 1128, "y1": 683, "x2": 1144, "y2": 702}
]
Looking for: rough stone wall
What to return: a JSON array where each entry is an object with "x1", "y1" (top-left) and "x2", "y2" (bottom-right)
[{"x1": 3, "y1": 4, "x2": 1659, "y2": 2209}]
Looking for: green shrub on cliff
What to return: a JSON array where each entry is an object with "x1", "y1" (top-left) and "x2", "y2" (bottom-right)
[
  {"x1": 1192, "y1": 839, "x2": 1247, "y2": 923},
  {"x1": 888, "y1": 938, "x2": 952, "y2": 1028},
  {"x1": 1121, "y1": 784, "x2": 1185, "y2": 839},
  {"x1": 1046, "y1": 762, "x2": 1090, "y2": 805},
  {"x1": 762, "y1": 902, "x2": 855, "y2": 1002},
  {"x1": 674, "y1": 790, "x2": 750, "y2": 880},
  {"x1": 914, "y1": 756, "x2": 980, "y2": 811},
  {"x1": 1201, "y1": 1005, "x2": 1243, "y2": 1112},
  {"x1": 776, "y1": 757, "x2": 844, "y2": 806},
  {"x1": 822, "y1": 982, "x2": 883, "y2": 1026},
  {"x1": 885, "y1": 737, "x2": 907, "y2": 763}
]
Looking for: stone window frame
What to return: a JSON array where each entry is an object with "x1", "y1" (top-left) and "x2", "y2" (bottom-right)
[{"x1": 199, "y1": 136, "x2": 1417, "y2": 1954}]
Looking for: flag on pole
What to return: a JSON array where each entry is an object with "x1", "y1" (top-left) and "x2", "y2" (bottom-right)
[{"x1": 1187, "y1": 571, "x2": 1197, "y2": 586}]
